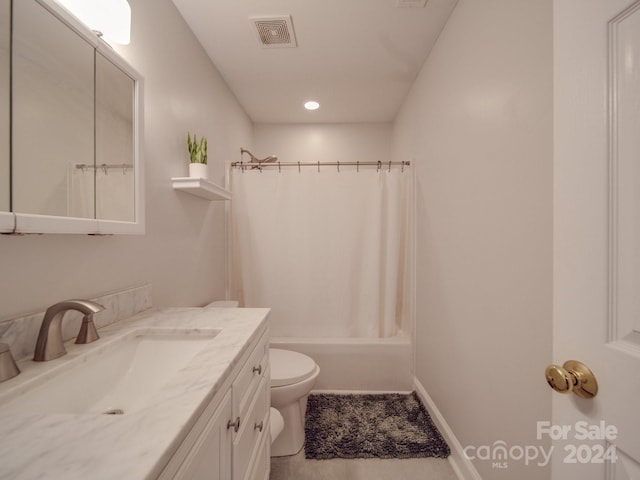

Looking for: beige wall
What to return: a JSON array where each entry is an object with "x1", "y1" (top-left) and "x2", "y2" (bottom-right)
[
  {"x1": 0, "y1": 0, "x2": 252, "y2": 319},
  {"x1": 392, "y1": 0, "x2": 553, "y2": 478},
  {"x1": 253, "y1": 123, "x2": 392, "y2": 165}
]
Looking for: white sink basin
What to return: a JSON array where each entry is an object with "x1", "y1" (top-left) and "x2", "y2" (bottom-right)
[{"x1": 0, "y1": 327, "x2": 220, "y2": 415}]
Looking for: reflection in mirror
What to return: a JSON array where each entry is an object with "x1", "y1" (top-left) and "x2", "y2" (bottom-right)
[
  {"x1": 12, "y1": 0, "x2": 94, "y2": 218},
  {"x1": 96, "y1": 52, "x2": 135, "y2": 222},
  {"x1": 0, "y1": 0, "x2": 10, "y2": 212}
]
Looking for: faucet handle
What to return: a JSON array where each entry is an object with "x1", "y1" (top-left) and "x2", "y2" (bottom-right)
[
  {"x1": 0, "y1": 343, "x2": 20, "y2": 382},
  {"x1": 76, "y1": 313, "x2": 100, "y2": 344}
]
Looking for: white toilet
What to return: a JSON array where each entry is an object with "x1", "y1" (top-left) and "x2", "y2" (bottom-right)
[{"x1": 269, "y1": 348, "x2": 320, "y2": 457}]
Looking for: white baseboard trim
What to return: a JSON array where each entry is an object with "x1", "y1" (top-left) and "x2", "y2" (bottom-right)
[{"x1": 413, "y1": 378, "x2": 482, "y2": 480}]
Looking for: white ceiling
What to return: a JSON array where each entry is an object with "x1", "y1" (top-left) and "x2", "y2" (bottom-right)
[{"x1": 170, "y1": 0, "x2": 458, "y2": 124}]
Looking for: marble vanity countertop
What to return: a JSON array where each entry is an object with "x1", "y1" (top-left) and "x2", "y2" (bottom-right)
[{"x1": 0, "y1": 306, "x2": 270, "y2": 480}]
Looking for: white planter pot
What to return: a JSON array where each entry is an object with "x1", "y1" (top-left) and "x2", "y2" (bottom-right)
[{"x1": 189, "y1": 163, "x2": 208, "y2": 179}]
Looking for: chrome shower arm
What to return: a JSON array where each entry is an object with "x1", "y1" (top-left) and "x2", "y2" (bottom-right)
[{"x1": 240, "y1": 148, "x2": 278, "y2": 164}]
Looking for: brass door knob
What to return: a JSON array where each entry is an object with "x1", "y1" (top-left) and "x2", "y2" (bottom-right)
[{"x1": 545, "y1": 360, "x2": 598, "y2": 399}]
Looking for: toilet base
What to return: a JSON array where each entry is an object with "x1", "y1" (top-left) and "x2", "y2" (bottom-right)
[
  {"x1": 270, "y1": 407, "x2": 284, "y2": 444},
  {"x1": 270, "y1": 395, "x2": 308, "y2": 457}
]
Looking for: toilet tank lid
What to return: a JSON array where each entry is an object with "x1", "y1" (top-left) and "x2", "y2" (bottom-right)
[
  {"x1": 270, "y1": 348, "x2": 317, "y2": 387},
  {"x1": 204, "y1": 300, "x2": 239, "y2": 308}
]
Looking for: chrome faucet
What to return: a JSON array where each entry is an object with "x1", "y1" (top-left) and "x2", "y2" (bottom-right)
[{"x1": 33, "y1": 300, "x2": 105, "y2": 362}]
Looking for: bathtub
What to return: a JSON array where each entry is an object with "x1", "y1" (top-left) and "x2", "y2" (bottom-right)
[
  {"x1": 269, "y1": 333, "x2": 413, "y2": 392},
  {"x1": 204, "y1": 301, "x2": 413, "y2": 392}
]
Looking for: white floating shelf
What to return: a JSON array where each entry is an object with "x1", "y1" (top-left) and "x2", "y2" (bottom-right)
[{"x1": 171, "y1": 177, "x2": 231, "y2": 201}]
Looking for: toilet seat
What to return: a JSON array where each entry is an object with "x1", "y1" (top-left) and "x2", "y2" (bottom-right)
[{"x1": 270, "y1": 348, "x2": 317, "y2": 387}]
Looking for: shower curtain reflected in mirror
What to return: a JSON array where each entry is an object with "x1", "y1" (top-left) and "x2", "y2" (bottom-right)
[
  {"x1": 68, "y1": 165, "x2": 135, "y2": 220},
  {"x1": 231, "y1": 167, "x2": 412, "y2": 338}
]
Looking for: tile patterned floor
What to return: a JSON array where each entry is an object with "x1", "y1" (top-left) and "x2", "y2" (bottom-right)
[{"x1": 270, "y1": 450, "x2": 458, "y2": 480}]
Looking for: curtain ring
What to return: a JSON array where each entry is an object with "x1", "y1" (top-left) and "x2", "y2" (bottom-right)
[
  {"x1": 102, "y1": 164, "x2": 108, "y2": 175},
  {"x1": 337, "y1": 161, "x2": 340, "y2": 173},
  {"x1": 388, "y1": 160, "x2": 392, "y2": 172},
  {"x1": 278, "y1": 161, "x2": 281, "y2": 173},
  {"x1": 122, "y1": 164, "x2": 127, "y2": 175},
  {"x1": 401, "y1": 161, "x2": 405, "y2": 172},
  {"x1": 357, "y1": 161, "x2": 360, "y2": 172},
  {"x1": 318, "y1": 161, "x2": 320, "y2": 172},
  {"x1": 377, "y1": 160, "x2": 381, "y2": 172}
]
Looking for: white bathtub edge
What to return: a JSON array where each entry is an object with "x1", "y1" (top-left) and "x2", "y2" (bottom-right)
[
  {"x1": 270, "y1": 336, "x2": 412, "y2": 391},
  {"x1": 270, "y1": 332, "x2": 411, "y2": 346}
]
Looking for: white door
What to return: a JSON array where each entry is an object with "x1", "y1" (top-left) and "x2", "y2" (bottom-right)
[{"x1": 554, "y1": 0, "x2": 640, "y2": 479}]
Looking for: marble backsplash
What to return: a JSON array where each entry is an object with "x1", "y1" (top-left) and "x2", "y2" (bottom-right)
[{"x1": 0, "y1": 284, "x2": 152, "y2": 361}]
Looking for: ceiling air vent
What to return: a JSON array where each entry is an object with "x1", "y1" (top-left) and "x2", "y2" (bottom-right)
[{"x1": 250, "y1": 15, "x2": 297, "y2": 49}]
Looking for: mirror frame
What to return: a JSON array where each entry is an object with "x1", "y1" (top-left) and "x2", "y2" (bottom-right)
[{"x1": 3, "y1": 0, "x2": 144, "y2": 235}]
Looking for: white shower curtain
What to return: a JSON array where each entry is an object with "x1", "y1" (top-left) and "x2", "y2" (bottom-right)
[
  {"x1": 67, "y1": 164, "x2": 94, "y2": 218},
  {"x1": 231, "y1": 167, "x2": 411, "y2": 338},
  {"x1": 67, "y1": 165, "x2": 134, "y2": 220},
  {"x1": 96, "y1": 167, "x2": 135, "y2": 221}
]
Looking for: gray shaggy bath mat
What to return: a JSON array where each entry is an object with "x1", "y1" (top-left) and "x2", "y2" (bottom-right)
[{"x1": 304, "y1": 392, "x2": 450, "y2": 460}]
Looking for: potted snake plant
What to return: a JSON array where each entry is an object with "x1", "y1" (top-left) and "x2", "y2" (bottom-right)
[{"x1": 187, "y1": 132, "x2": 208, "y2": 178}]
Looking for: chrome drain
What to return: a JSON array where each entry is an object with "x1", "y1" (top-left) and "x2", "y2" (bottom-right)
[{"x1": 103, "y1": 408, "x2": 124, "y2": 415}]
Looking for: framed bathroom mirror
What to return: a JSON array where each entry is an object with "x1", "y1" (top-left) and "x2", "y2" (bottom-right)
[
  {"x1": 3, "y1": 0, "x2": 144, "y2": 234},
  {"x1": 95, "y1": 51, "x2": 136, "y2": 223}
]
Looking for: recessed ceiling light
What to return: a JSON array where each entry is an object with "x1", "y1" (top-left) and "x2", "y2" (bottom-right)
[{"x1": 304, "y1": 101, "x2": 320, "y2": 111}]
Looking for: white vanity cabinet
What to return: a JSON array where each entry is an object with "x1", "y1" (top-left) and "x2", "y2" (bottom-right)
[
  {"x1": 171, "y1": 391, "x2": 233, "y2": 480},
  {"x1": 160, "y1": 327, "x2": 270, "y2": 480}
]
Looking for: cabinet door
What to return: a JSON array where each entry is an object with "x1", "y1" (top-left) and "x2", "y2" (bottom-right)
[
  {"x1": 234, "y1": 374, "x2": 269, "y2": 480},
  {"x1": 245, "y1": 410, "x2": 270, "y2": 480},
  {"x1": 175, "y1": 390, "x2": 232, "y2": 480}
]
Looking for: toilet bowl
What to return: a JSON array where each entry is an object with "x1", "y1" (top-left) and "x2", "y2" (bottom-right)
[{"x1": 269, "y1": 348, "x2": 320, "y2": 457}]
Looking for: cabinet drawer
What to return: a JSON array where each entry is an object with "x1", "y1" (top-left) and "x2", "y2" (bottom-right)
[
  {"x1": 233, "y1": 374, "x2": 269, "y2": 480},
  {"x1": 233, "y1": 330, "x2": 269, "y2": 420}
]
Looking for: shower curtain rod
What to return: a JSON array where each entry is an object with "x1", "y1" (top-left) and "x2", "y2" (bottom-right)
[
  {"x1": 230, "y1": 160, "x2": 411, "y2": 172},
  {"x1": 75, "y1": 163, "x2": 133, "y2": 174},
  {"x1": 76, "y1": 163, "x2": 133, "y2": 169}
]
